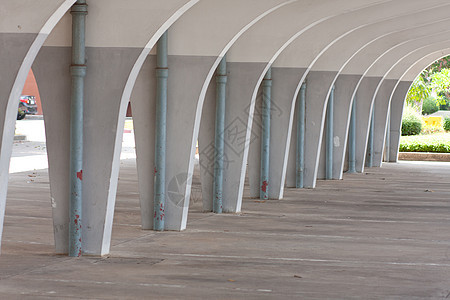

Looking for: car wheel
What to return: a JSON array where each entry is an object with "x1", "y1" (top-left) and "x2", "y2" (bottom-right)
[{"x1": 17, "y1": 110, "x2": 26, "y2": 120}]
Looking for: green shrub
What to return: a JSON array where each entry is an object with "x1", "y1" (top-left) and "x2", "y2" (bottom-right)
[
  {"x1": 400, "y1": 133, "x2": 450, "y2": 153},
  {"x1": 422, "y1": 97, "x2": 439, "y2": 115},
  {"x1": 401, "y1": 106, "x2": 423, "y2": 136},
  {"x1": 444, "y1": 117, "x2": 450, "y2": 131}
]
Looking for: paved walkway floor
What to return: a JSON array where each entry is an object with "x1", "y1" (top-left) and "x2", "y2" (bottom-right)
[{"x1": 1, "y1": 159, "x2": 450, "y2": 299}]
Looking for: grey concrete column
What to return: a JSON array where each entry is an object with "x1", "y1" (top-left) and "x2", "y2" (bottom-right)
[
  {"x1": 0, "y1": 0, "x2": 72, "y2": 254},
  {"x1": 372, "y1": 79, "x2": 398, "y2": 167},
  {"x1": 285, "y1": 101, "x2": 297, "y2": 188},
  {"x1": 265, "y1": 67, "x2": 306, "y2": 198},
  {"x1": 198, "y1": 76, "x2": 217, "y2": 212},
  {"x1": 248, "y1": 85, "x2": 263, "y2": 198},
  {"x1": 33, "y1": 46, "x2": 72, "y2": 254},
  {"x1": 354, "y1": 76, "x2": 383, "y2": 173},
  {"x1": 130, "y1": 56, "x2": 156, "y2": 228},
  {"x1": 81, "y1": 47, "x2": 141, "y2": 255},
  {"x1": 389, "y1": 81, "x2": 412, "y2": 162},
  {"x1": 303, "y1": 71, "x2": 338, "y2": 187},
  {"x1": 199, "y1": 62, "x2": 266, "y2": 213},
  {"x1": 332, "y1": 74, "x2": 362, "y2": 178},
  {"x1": 133, "y1": 55, "x2": 217, "y2": 230}
]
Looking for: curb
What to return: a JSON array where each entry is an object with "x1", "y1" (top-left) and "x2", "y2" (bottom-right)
[{"x1": 398, "y1": 152, "x2": 450, "y2": 162}]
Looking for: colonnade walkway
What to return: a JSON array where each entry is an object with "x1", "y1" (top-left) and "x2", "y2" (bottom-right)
[{"x1": 1, "y1": 159, "x2": 450, "y2": 298}]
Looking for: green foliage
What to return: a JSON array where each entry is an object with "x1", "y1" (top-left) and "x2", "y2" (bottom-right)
[
  {"x1": 444, "y1": 117, "x2": 450, "y2": 131},
  {"x1": 439, "y1": 98, "x2": 449, "y2": 110},
  {"x1": 400, "y1": 133, "x2": 450, "y2": 153},
  {"x1": 406, "y1": 76, "x2": 430, "y2": 108},
  {"x1": 429, "y1": 68, "x2": 450, "y2": 105},
  {"x1": 421, "y1": 97, "x2": 439, "y2": 115},
  {"x1": 423, "y1": 56, "x2": 450, "y2": 76},
  {"x1": 406, "y1": 56, "x2": 450, "y2": 111},
  {"x1": 401, "y1": 106, "x2": 423, "y2": 136}
]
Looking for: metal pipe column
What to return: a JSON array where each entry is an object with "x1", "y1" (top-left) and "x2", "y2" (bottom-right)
[
  {"x1": 296, "y1": 82, "x2": 306, "y2": 188},
  {"x1": 69, "y1": 0, "x2": 87, "y2": 257},
  {"x1": 367, "y1": 108, "x2": 374, "y2": 168},
  {"x1": 326, "y1": 86, "x2": 335, "y2": 180},
  {"x1": 154, "y1": 31, "x2": 168, "y2": 231},
  {"x1": 260, "y1": 68, "x2": 272, "y2": 199},
  {"x1": 348, "y1": 98, "x2": 356, "y2": 173},
  {"x1": 213, "y1": 56, "x2": 227, "y2": 213}
]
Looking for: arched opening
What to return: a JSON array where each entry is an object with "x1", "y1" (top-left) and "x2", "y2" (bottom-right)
[
  {"x1": 398, "y1": 56, "x2": 450, "y2": 162},
  {"x1": 4, "y1": 68, "x2": 52, "y2": 255}
]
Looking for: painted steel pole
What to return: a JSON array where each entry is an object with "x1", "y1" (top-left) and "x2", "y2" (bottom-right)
[
  {"x1": 348, "y1": 98, "x2": 356, "y2": 173},
  {"x1": 69, "y1": 0, "x2": 87, "y2": 257},
  {"x1": 154, "y1": 31, "x2": 168, "y2": 231},
  {"x1": 213, "y1": 56, "x2": 227, "y2": 213},
  {"x1": 296, "y1": 82, "x2": 306, "y2": 188},
  {"x1": 367, "y1": 108, "x2": 374, "y2": 168},
  {"x1": 326, "y1": 86, "x2": 335, "y2": 180},
  {"x1": 260, "y1": 68, "x2": 272, "y2": 199}
]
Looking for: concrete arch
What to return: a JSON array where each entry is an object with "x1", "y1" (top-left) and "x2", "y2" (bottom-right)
[
  {"x1": 371, "y1": 47, "x2": 450, "y2": 167},
  {"x1": 308, "y1": 4, "x2": 450, "y2": 180},
  {"x1": 129, "y1": 0, "x2": 298, "y2": 231},
  {"x1": 4, "y1": 1, "x2": 450, "y2": 259},
  {"x1": 322, "y1": 36, "x2": 450, "y2": 175},
  {"x1": 220, "y1": 0, "x2": 450, "y2": 209},
  {"x1": 200, "y1": 0, "x2": 397, "y2": 211},
  {"x1": 205, "y1": 0, "x2": 450, "y2": 204},
  {"x1": 33, "y1": 0, "x2": 199, "y2": 255},
  {"x1": 271, "y1": 1, "x2": 450, "y2": 191},
  {"x1": 350, "y1": 37, "x2": 450, "y2": 174},
  {"x1": 281, "y1": 15, "x2": 450, "y2": 184},
  {"x1": 0, "y1": 0, "x2": 76, "y2": 253},
  {"x1": 337, "y1": 20, "x2": 450, "y2": 174},
  {"x1": 388, "y1": 50, "x2": 450, "y2": 162}
]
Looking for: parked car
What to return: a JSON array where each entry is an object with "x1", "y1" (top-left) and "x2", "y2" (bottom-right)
[{"x1": 17, "y1": 95, "x2": 37, "y2": 120}]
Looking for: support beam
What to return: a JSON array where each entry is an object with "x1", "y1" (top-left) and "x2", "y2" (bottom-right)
[
  {"x1": 154, "y1": 31, "x2": 168, "y2": 231},
  {"x1": 385, "y1": 108, "x2": 390, "y2": 162},
  {"x1": 372, "y1": 79, "x2": 397, "y2": 167},
  {"x1": 296, "y1": 82, "x2": 306, "y2": 188},
  {"x1": 33, "y1": 47, "x2": 72, "y2": 254},
  {"x1": 348, "y1": 97, "x2": 356, "y2": 173},
  {"x1": 366, "y1": 108, "x2": 374, "y2": 168},
  {"x1": 250, "y1": 67, "x2": 307, "y2": 197},
  {"x1": 355, "y1": 77, "x2": 383, "y2": 173},
  {"x1": 389, "y1": 81, "x2": 412, "y2": 162},
  {"x1": 220, "y1": 62, "x2": 267, "y2": 212},
  {"x1": 213, "y1": 56, "x2": 227, "y2": 213},
  {"x1": 133, "y1": 53, "x2": 217, "y2": 230},
  {"x1": 332, "y1": 74, "x2": 362, "y2": 178},
  {"x1": 69, "y1": 0, "x2": 87, "y2": 257},
  {"x1": 303, "y1": 71, "x2": 338, "y2": 186},
  {"x1": 260, "y1": 68, "x2": 272, "y2": 199},
  {"x1": 326, "y1": 86, "x2": 334, "y2": 180}
]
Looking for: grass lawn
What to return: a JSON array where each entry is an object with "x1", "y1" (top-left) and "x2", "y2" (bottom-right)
[{"x1": 400, "y1": 132, "x2": 450, "y2": 153}]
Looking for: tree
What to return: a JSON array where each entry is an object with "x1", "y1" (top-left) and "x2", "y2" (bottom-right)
[
  {"x1": 429, "y1": 68, "x2": 450, "y2": 105},
  {"x1": 406, "y1": 55, "x2": 450, "y2": 113},
  {"x1": 406, "y1": 75, "x2": 430, "y2": 109}
]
